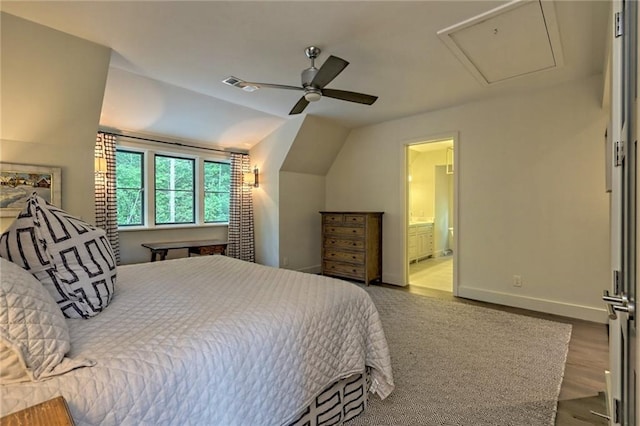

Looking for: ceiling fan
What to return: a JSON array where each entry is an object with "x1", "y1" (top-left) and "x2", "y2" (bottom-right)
[{"x1": 223, "y1": 46, "x2": 378, "y2": 115}]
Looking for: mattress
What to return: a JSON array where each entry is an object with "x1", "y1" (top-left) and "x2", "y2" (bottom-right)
[{"x1": 0, "y1": 255, "x2": 394, "y2": 425}]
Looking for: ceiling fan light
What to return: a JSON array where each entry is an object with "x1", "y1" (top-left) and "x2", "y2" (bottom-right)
[{"x1": 304, "y1": 91, "x2": 322, "y2": 102}]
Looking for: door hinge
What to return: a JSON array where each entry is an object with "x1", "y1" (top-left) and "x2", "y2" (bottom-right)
[
  {"x1": 615, "y1": 12, "x2": 624, "y2": 37},
  {"x1": 615, "y1": 140, "x2": 625, "y2": 166},
  {"x1": 614, "y1": 270, "x2": 622, "y2": 294}
]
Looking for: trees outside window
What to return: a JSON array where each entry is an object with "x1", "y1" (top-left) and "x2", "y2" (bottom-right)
[
  {"x1": 115, "y1": 150, "x2": 144, "y2": 226},
  {"x1": 155, "y1": 155, "x2": 195, "y2": 224},
  {"x1": 115, "y1": 148, "x2": 231, "y2": 228},
  {"x1": 204, "y1": 161, "x2": 230, "y2": 223}
]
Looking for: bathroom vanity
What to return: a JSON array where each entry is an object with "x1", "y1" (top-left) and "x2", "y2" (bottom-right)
[{"x1": 408, "y1": 221, "x2": 434, "y2": 263}]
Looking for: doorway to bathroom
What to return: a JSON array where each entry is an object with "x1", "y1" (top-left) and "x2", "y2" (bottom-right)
[{"x1": 406, "y1": 137, "x2": 456, "y2": 293}]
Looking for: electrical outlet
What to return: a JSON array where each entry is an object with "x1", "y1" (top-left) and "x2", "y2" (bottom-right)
[
  {"x1": 283, "y1": 257, "x2": 289, "y2": 266},
  {"x1": 513, "y1": 275, "x2": 522, "y2": 287}
]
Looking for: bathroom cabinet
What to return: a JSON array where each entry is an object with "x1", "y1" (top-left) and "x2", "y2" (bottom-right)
[{"x1": 409, "y1": 223, "x2": 434, "y2": 263}]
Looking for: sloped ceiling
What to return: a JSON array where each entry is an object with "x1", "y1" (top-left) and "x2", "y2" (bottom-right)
[
  {"x1": 281, "y1": 116, "x2": 350, "y2": 175},
  {"x1": 0, "y1": 1, "x2": 609, "y2": 150}
]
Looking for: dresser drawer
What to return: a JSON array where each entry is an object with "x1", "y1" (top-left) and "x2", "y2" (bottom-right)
[
  {"x1": 322, "y1": 214, "x2": 366, "y2": 225},
  {"x1": 323, "y1": 225, "x2": 365, "y2": 237},
  {"x1": 323, "y1": 261, "x2": 365, "y2": 279},
  {"x1": 323, "y1": 214, "x2": 344, "y2": 224},
  {"x1": 343, "y1": 214, "x2": 365, "y2": 225},
  {"x1": 324, "y1": 249, "x2": 365, "y2": 264},
  {"x1": 324, "y1": 237, "x2": 365, "y2": 250}
]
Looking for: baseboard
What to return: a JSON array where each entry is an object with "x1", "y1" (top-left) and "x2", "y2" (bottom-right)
[
  {"x1": 297, "y1": 264, "x2": 322, "y2": 274},
  {"x1": 457, "y1": 287, "x2": 608, "y2": 323}
]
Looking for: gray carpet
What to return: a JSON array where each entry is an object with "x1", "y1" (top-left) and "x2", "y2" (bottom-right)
[{"x1": 348, "y1": 285, "x2": 572, "y2": 426}]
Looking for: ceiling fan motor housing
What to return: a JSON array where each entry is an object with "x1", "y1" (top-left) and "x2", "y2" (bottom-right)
[{"x1": 302, "y1": 67, "x2": 319, "y2": 88}]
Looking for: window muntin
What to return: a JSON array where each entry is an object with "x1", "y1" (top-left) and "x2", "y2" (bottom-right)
[
  {"x1": 115, "y1": 150, "x2": 144, "y2": 226},
  {"x1": 204, "y1": 161, "x2": 230, "y2": 223},
  {"x1": 154, "y1": 155, "x2": 195, "y2": 225}
]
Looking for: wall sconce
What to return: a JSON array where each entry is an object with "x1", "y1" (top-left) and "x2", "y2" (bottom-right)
[
  {"x1": 244, "y1": 166, "x2": 259, "y2": 188},
  {"x1": 95, "y1": 157, "x2": 107, "y2": 175}
]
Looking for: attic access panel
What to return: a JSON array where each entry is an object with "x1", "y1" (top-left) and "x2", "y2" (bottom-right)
[{"x1": 437, "y1": 0, "x2": 564, "y2": 86}]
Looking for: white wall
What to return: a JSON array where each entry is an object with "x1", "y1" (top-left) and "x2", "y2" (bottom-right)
[
  {"x1": 326, "y1": 75, "x2": 609, "y2": 322},
  {"x1": 250, "y1": 114, "x2": 348, "y2": 271},
  {"x1": 120, "y1": 226, "x2": 228, "y2": 264},
  {"x1": 409, "y1": 147, "x2": 449, "y2": 220},
  {"x1": 279, "y1": 171, "x2": 325, "y2": 272},
  {"x1": 250, "y1": 116, "x2": 304, "y2": 266},
  {"x1": 0, "y1": 13, "x2": 111, "y2": 230}
]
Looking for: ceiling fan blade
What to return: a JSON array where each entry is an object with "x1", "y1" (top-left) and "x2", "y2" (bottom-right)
[
  {"x1": 311, "y1": 55, "x2": 349, "y2": 89},
  {"x1": 241, "y1": 82, "x2": 303, "y2": 91},
  {"x1": 322, "y1": 89, "x2": 378, "y2": 105},
  {"x1": 289, "y1": 96, "x2": 309, "y2": 115}
]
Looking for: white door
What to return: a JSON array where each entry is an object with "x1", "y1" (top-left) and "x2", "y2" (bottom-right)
[{"x1": 603, "y1": 0, "x2": 638, "y2": 424}]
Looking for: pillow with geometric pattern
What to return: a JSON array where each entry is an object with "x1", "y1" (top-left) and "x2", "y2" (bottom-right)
[{"x1": 0, "y1": 194, "x2": 116, "y2": 318}]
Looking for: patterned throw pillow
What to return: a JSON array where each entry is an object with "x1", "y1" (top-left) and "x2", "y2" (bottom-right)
[
  {"x1": 0, "y1": 194, "x2": 116, "y2": 318},
  {"x1": 0, "y1": 257, "x2": 93, "y2": 382}
]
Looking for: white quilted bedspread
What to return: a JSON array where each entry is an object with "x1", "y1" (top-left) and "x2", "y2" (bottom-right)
[{"x1": 1, "y1": 256, "x2": 394, "y2": 425}]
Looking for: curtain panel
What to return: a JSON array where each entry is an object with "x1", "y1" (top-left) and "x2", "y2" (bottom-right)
[
  {"x1": 95, "y1": 132, "x2": 120, "y2": 265},
  {"x1": 227, "y1": 153, "x2": 255, "y2": 262}
]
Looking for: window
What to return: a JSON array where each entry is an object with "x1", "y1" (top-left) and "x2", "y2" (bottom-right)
[
  {"x1": 115, "y1": 150, "x2": 144, "y2": 226},
  {"x1": 204, "y1": 161, "x2": 230, "y2": 223},
  {"x1": 115, "y1": 146, "x2": 231, "y2": 228},
  {"x1": 154, "y1": 155, "x2": 195, "y2": 225}
]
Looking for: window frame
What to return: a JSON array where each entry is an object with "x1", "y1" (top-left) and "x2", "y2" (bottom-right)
[
  {"x1": 115, "y1": 149, "x2": 145, "y2": 228},
  {"x1": 154, "y1": 154, "x2": 196, "y2": 225},
  {"x1": 115, "y1": 140, "x2": 232, "y2": 231},
  {"x1": 203, "y1": 160, "x2": 231, "y2": 224}
]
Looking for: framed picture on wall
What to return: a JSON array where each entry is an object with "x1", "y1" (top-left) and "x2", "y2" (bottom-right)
[{"x1": 0, "y1": 162, "x2": 62, "y2": 217}]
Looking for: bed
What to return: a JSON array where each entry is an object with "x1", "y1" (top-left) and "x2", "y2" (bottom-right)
[{"x1": 0, "y1": 254, "x2": 394, "y2": 425}]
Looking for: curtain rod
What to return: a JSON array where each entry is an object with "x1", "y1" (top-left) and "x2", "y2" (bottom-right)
[{"x1": 100, "y1": 131, "x2": 248, "y2": 155}]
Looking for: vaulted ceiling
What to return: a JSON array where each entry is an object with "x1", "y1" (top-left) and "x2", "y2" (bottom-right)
[{"x1": 1, "y1": 1, "x2": 609, "y2": 149}]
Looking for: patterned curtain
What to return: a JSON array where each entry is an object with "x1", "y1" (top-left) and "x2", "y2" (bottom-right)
[
  {"x1": 95, "y1": 132, "x2": 120, "y2": 265},
  {"x1": 227, "y1": 153, "x2": 255, "y2": 262}
]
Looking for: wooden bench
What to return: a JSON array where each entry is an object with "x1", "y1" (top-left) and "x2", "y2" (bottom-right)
[{"x1": 141, "y1": 240, "x2": 228, "y2": 262}]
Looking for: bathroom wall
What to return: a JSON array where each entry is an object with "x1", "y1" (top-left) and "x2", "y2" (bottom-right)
[
  {"x1": 408, "y1": 147, "x2": 450, "y2": 221},
  {"x1": 434, "y1": 165, "x2": 452, "y2": 255}
]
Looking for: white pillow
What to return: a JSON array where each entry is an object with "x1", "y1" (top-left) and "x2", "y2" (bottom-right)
[
  {"x1": 0, "y1": 257, "x2": 93, "y2": 383},
  {"x1": 0, "y1": 193, "x2": 116, "y2": 318}
]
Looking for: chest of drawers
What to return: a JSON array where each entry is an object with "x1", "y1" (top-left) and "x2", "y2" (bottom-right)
[{"x1": 320, "y1": 211, "x2": 383, "y2": 285}]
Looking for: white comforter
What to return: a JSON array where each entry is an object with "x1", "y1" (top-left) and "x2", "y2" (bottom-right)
[{"x1": 0, "y1": 256, "x2": 393, "y2": 425}]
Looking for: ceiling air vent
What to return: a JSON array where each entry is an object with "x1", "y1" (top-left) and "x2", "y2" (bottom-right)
[
  {"x1": 222, "y1": 76, "x2": 243, "y2": 87},
  {"x1": 437, "y1": 0, "x2": 564, "y2": 86}
]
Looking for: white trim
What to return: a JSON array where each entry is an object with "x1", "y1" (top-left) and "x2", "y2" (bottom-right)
[
  {"x1": 402, "y1": 131, "x2": 460, "y2": 296},
  {"x1": 458, "y1": 286, "x2": 608, "y2": 324}
]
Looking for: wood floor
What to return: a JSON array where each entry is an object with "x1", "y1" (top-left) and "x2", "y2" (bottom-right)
[{"x1": 380, "y1": 283, "x2": 610, "y2": 426}]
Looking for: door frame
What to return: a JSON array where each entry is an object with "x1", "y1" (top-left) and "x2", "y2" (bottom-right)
[
  {"x1": 604, "y1": 0, "x2": 638, "y2": 424},
  {"x1": 402, "y1": 132, "x2": 460, "y2": 295}
]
